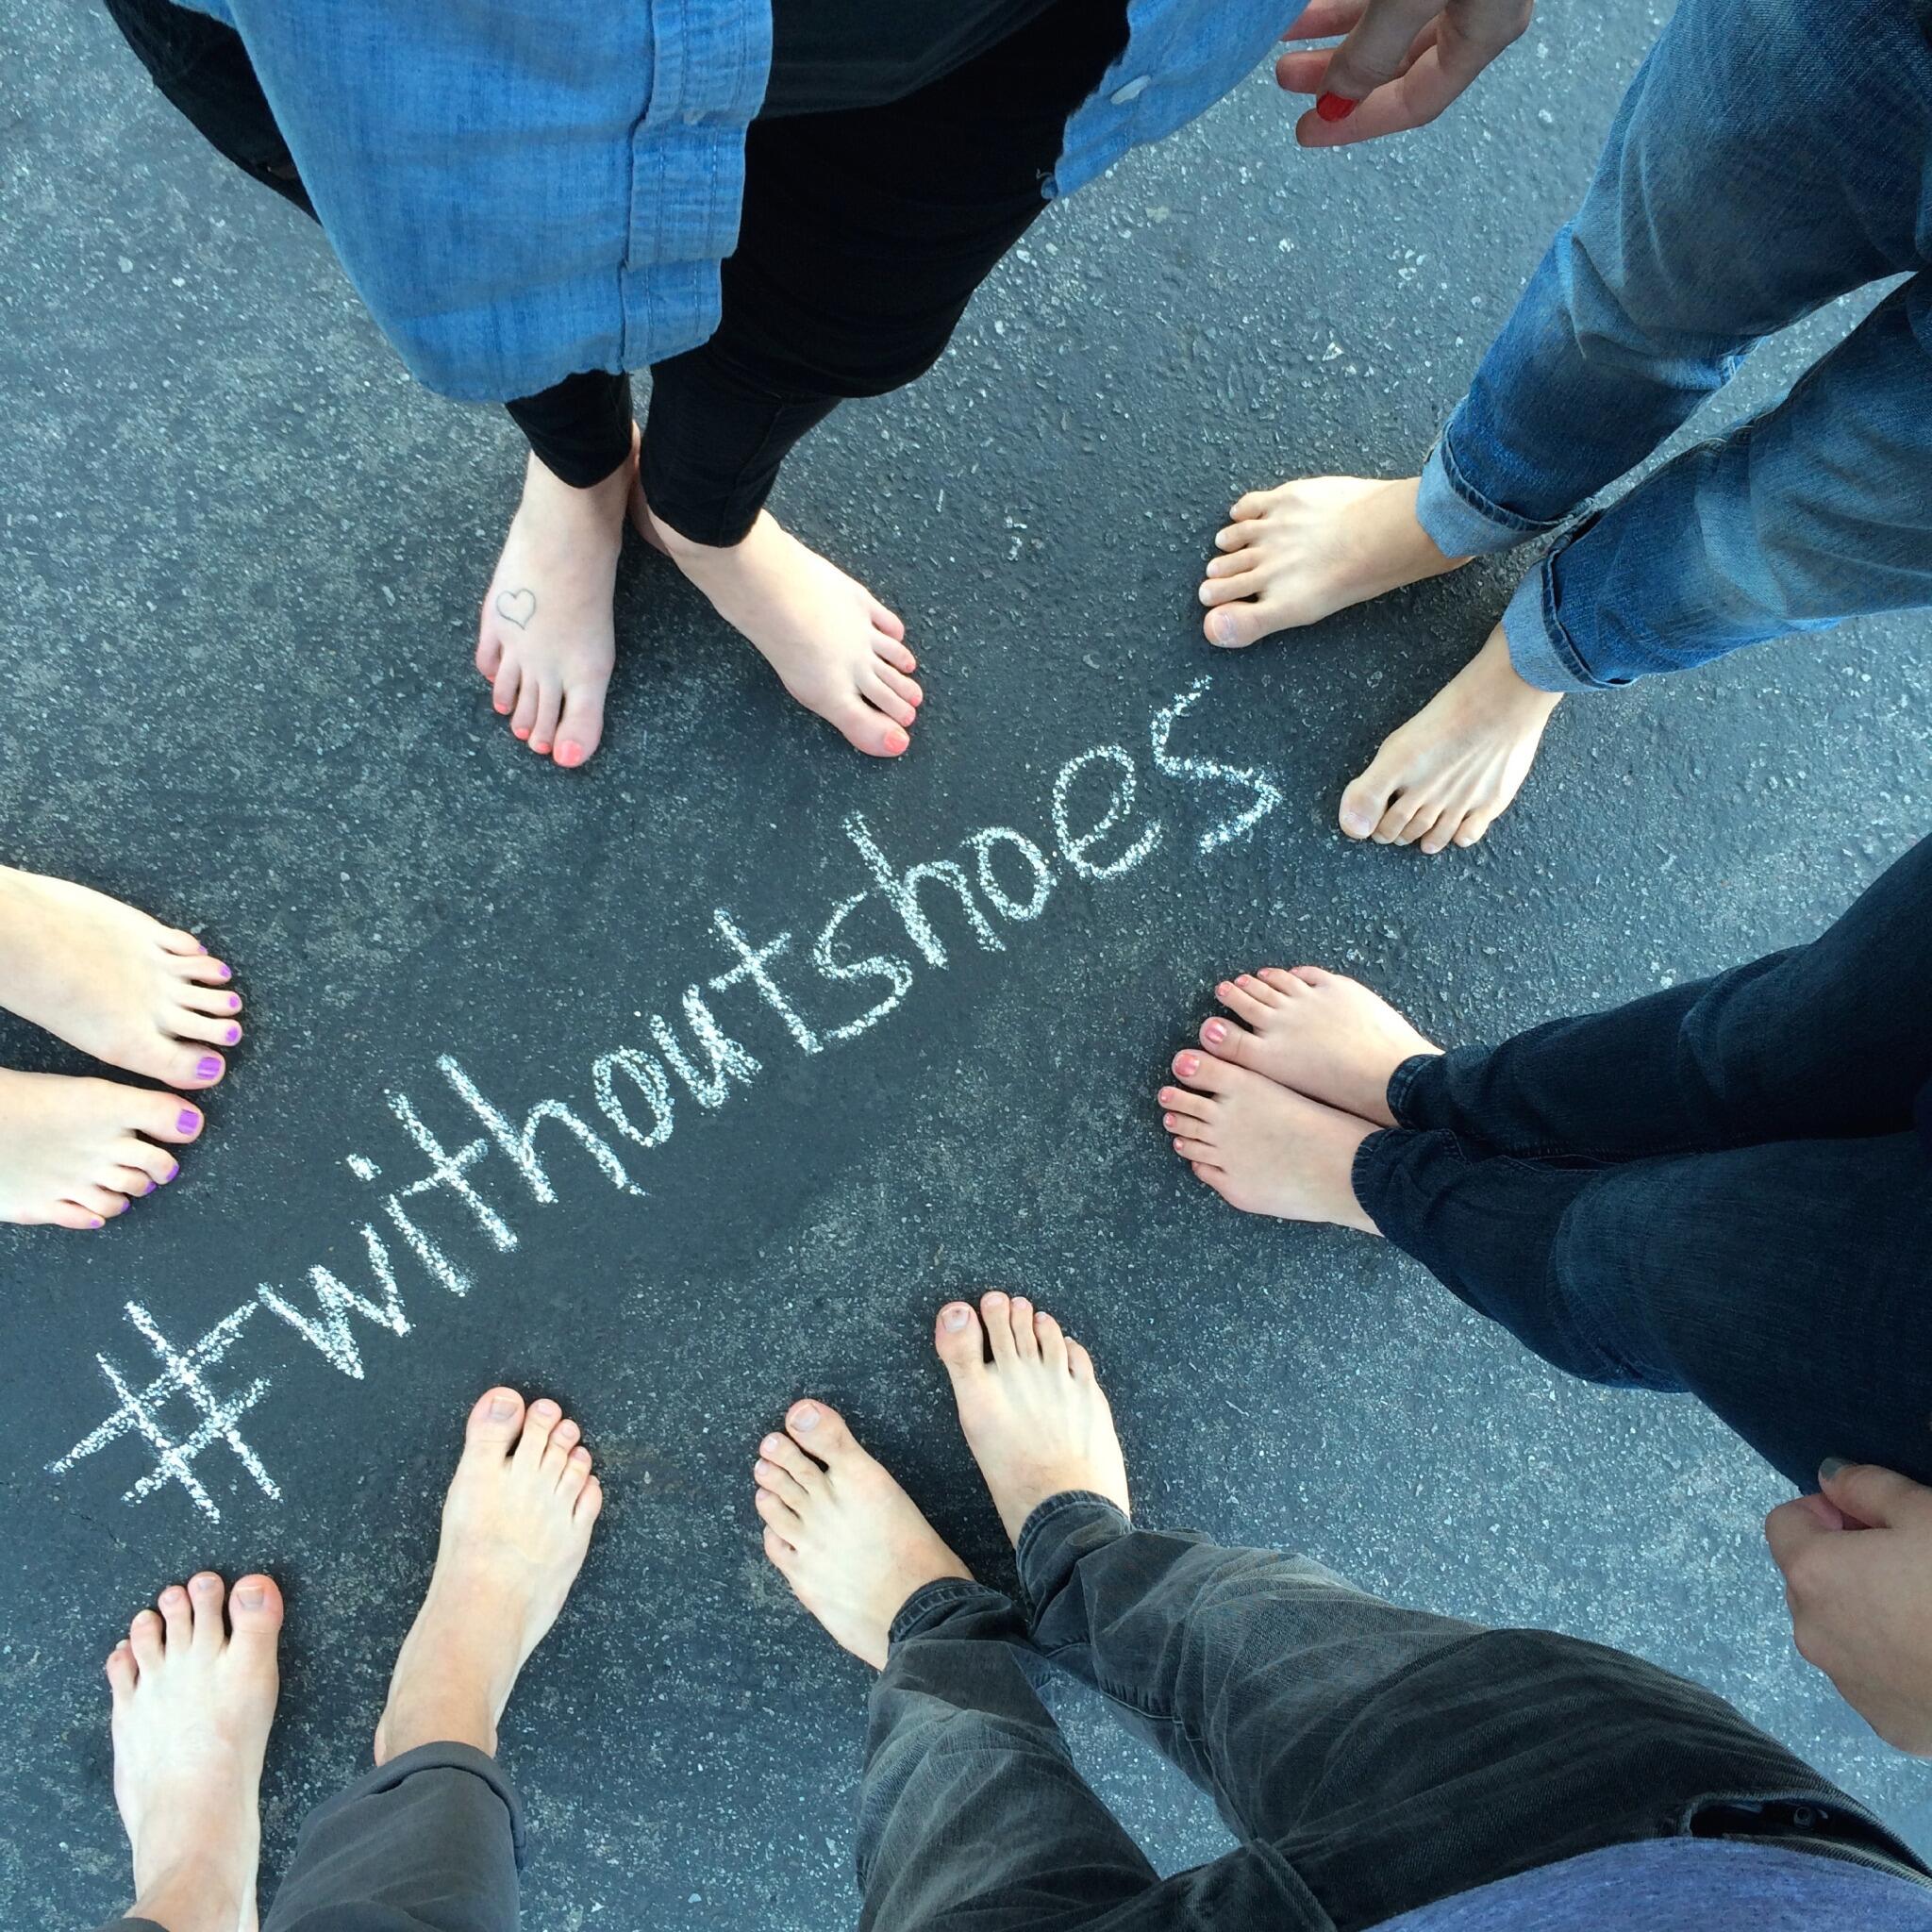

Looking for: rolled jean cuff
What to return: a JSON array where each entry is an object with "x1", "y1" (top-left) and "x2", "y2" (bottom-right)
[
  {"x1": 1014, "y1": 1490, "x2": 1133, "y2": 1610},
  {"x1": 1384, "y1": 1050, "x2": 1440, "y2": 1126},
  {"x1": 1348, "y1": 1125, "x2": 1404, "y2": 1234},
  {"x1": 1500, "y1": 550, "x2": 1624, "y2": 693},
  {"x1": 329, "y1": 1740, "x2": 528, "y2": 1869},
  {"x1": 1416, "y1": 428, "x2": 1566, "y2": 558},
  {"x1": 888, "y1": 1575, "x2": 1015, "y2": 1647}
]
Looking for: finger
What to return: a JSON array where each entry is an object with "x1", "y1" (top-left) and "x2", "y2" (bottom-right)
[
  {"x1": 1820, "y1": 1460, "x2": 1928, "y2": 1533},
  {"x1": 1280, "y1": 0, "x2": 1371, "y2": 42},
  {"x1": 1277, "y1": 19, "x2": 1437, "y2": 95},
  {"x1": 1314, "y1": 0, "x2": 1445, "y2": 106},
  {"x1": 1296, "y1": 11, "x2": 1525, "y2": 147},
  {"x1": 1763, "y1": 1494, "x2": 1843, "y2": 1576}
]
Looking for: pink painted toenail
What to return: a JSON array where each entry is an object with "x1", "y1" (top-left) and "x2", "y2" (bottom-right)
[
  {"x1": 532, "y1": 741, "x2": 552, "y2": 755},
  {"x1": 791, "y1": 1404, "x2": 820, "y2": 1431},
  {"x1": 1177, "y1": 1054, "x2": 1199, "y2": 1076},
  {"x1": 495, "y1": 701, "x2": 510, "y2": 714},
  {"x1": 942, "y1": 1305, "x2": 970, "y2": 1330},
  {"x1": 512, "y1": 724, "x2": 530, "y2": 739},
  {"x1": 176, "y1": 1110, "x2": 199, "y2": 1134},
  {"x1": 557, "y1": 741, "x2": 584, "y2": 767},
  {"x1": 1205, "y1": 1021, "x2": 1226, "y2": 1043},
  {"x1": 1164, "y1": 1113, "x2": 1177, "y2": 1129}
]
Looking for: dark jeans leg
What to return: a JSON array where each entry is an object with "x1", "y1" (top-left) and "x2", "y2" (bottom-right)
[
  {"x1": 260, "y1": 1742, "x2": 523, "y2": 1932},
  {"x1": 1354, "y1": 1125, "x2": 1932, "y2": 1488},
  {"x1": 858, "y1": 1578, "x2": 1160, "y2": 1930},
  {"x1": 638, "y1": 0, "x2": 1130, "y2": 544},
  {"x1": 1394, "y1": 831, "x2": 1932, "y2": 1158},
  {"x1": 1017, "y1": 1495, "x2": 1919, "y2": 1932}
]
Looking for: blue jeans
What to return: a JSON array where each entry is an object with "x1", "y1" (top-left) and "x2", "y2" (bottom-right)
[
  {"x1": 1352, "y1": 834, "x2": 1932, "y2": 1492},
  {"x1": 858, "y1": 1495, "x2": 1923, "y2": 1929},
  {"x1": 1413, "y1": 0, "x2": 1932, "y2": 691}
]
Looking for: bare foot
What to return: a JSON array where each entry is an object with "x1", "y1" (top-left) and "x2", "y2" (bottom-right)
[
  {"x1": 1341, "y1": 625, "x2": 1562, "y2": 852},
  {"x1": 0, "y1": 1069, "x2": 203, "y2": 1227},
  {"x1": 1196, "y1": 965, "x2": 1439, "y2": 1127},
  {"x1": 476, "y1": 441, "x2": 635, "y2": 768},
  {"x1": 375, "y1": 1389, "x2": 603, "y2": 1763},
  {"x1": 1198, "y1": 475, "x2": 1465, "y2": 649},
  {"x1": 933, "y1": 1291, "x2": 1128, "y2": 1547},
  {"x1": 0, "y1": 867, "x2": 239, "y2": 1088},
  {"x1": 1159, "y1": 1049, "x2": 1382, "y2": 1231},
  {"x1": 753, "y1": 1399, "x2": 970, "y2": 1669},
  {"x1": 106, "y1": 1570, "x2": 283, "y2": 1932},
  {"x1": 632, "y1": 491, "x2": 923, "y2": 758}
]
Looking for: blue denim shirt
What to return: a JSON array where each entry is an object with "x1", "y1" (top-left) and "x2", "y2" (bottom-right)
[{"x1": 183, "y1": 1, "x2": 1291, "y2": 402}]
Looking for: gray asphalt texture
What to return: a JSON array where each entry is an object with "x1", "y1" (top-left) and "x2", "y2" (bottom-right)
[{"x1": 4, "y1": 2, "x2": 1928, "y2": 1926}]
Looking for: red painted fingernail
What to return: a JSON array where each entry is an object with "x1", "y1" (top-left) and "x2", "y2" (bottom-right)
[{"x1": 1317, "y1": 92, "x2": 1357, "y2": 121}]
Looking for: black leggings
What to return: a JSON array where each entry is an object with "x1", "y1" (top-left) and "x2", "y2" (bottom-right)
[{"x1": 105, "y1": 0, "x2": 1126, "y2": 545}]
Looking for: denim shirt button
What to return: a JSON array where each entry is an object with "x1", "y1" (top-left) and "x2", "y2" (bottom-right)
[{"x1": 1109, "y1": 75, "x2": 1151, "y2": 105}]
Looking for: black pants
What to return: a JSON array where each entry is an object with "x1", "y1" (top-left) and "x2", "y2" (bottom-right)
[
  {"x1": 104, "y1": 0, "x2": 1126, "y2": 545},
  {"x1": 863, "y1": 1491, "x2": 1925, "y2": 1928},
  {"x1": 95, "y1": 1742, "x2": 521, "y2": 1932},
  {"x1": 1352, "y1": 833, "x2": 1932, "y2": 1492}
]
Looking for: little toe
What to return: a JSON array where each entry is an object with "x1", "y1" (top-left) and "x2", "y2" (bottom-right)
[
  {"x1": 759, "y1": 1431, "x2": 824, "y2": 1491},
  {"x1": 1260, "y1": 967, "x2": 1313, "y2": 992},
  {"x1": 106, "y1": 1641, "x2": 136, "y2": 1699},
  {"x1": 1066, "y1": 1339, "x2": 1096, "y2": 1381},
  {"x1": 50, "y1": 1200, "x2": 105, "y2": 1230},
  {"x1": 1230, "y1": 491, "x2": 1269, "y2": 520},
  {"x1": 158, "y1": 925, "x2": 205, "y2": 958},
  {"x1": 763, "y1": 1524, "x2": 797, "y2": 1564},
  {"x1": 1453, "y1": 810, "x2": 1497, "y2": 848},
  {"x1": 785, "y1": 1399, "x2": 853, "y2": 1464},
  {"x1": 934, "y1": 1300, "x2": 985, "y2": 1376},
  {"x1": 464, "y1": 1387, "x2": 527, "y2": 1454},
  {"x1": 980, "y1": 1290, "x2": 1018, "y2": 1362},
  {"x1": 1033, "y1": 1308, "x2": 1069, "y2": 1372},
  {"x1": 575, "y1": 1475, "x2": 604, "y2": 1526}
]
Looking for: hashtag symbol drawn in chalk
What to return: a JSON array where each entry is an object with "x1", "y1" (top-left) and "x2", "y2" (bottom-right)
[{"x1": 47, "y1": 1301, "x2": 281, "y2": 1523}]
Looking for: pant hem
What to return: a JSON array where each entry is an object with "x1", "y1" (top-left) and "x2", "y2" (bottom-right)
[
  {"x1": 1501, "y1": 553, "x2": 1622, "y2": 693},
  {"x1": 1416, "y1": 429, "x2": 1567, "y2": 558},
  {"x1": 888, "y1": 1575, "x2": 1012, "y2": 1647},
  {"x1": 327, "y1": 1740, "x2": 528, "y2": 1869}
]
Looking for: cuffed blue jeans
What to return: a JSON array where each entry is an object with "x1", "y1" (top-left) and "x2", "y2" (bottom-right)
[
  {"x1": 1414, "y1": 0, "x2": 1932, "y2": 691},
  {"x1": 1353, "y1": 831, "x2": 1932, "y2": 1492},
  {"x1": 857, "y1": 1494, "x2": 1923, "y2": 1929},
  {"x1": 95, "y1": 1742, "x2": 523, "y2": 1932}
]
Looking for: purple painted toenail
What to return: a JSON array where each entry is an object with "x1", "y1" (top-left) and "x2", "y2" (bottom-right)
[
  {"x1": 142, "y1": 1178, "x2": 156, "y2": 1194},
  {"x1": 176, "y1": 1110, "x2": 199, "y2": 1134},
  {"x1": 225, "y1": 1025, "x2": 241, "y2": 1043},
  {"x1": 196, "y1": 1057, "x2": 220, "y2": 1079},
  {"x1": 228, "y1": 993, "x2": 241, "y2": 1011},
  {"x1": 217, "y1": 963, "x2": 231, "y2": 980},
  {"x1": 165, "y1": 1161, "x2": 179, "y2": 1181}
]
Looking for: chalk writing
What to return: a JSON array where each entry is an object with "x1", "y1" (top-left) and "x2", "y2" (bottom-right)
[{"x1": 49, "y1": 678, "x2": 1280, "y2": 1518}]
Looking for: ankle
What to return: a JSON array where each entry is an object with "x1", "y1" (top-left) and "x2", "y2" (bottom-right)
[
  {"x1": 518, "y1": 450, "x2": 631, "y2": 530},
  {"x1": 377, "y1": 1682, "x2": 497, "y2": 1763},
  {"x1": 128, "y1": 1859, "x2": 247, "y2": 1932},
  {"x1": 1470, "y1": 625, "x2": 1562, "y2": 712}
]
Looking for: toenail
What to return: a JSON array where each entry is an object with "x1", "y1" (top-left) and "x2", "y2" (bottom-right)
[
  {"x1": 142, "y1": 1178, "x2": 156, "y2": 1194},
  {"x1": 227, "y1": 993, "x2": 241, "y2": 1010},
  {"x1": 216, "y1": 962, "x2": 230, "y2": 979},
  {"x1": 791, "y1": 1403, "x2": 820, "y2": 1431},
  {"x1": 942, "y1": 1305, "x2": 970, "y2": 1330},
  {"x1": 89, "y1": 1216, "x2": 104, "y2": 1228},
  {"x1": 762, "y1": 1436, "x2": 785, "y2": 1456},
  {"x1": 177, "y1": 1110, "x2": 200, "y2": 1134},
  {"x1": 164, "y1": 1161, "x2": 179, "y2": 1181},
  {"x1": 234, "y1": 1581, "x2": 265, "y2": 1608},
  {"x1": 225, "y1": 1025, "x2": 241, "y2": 1043},
  {"x1": 487, "y1": 1392, "x2": 519, "y2": 1419},
  {"x1": 1177, "y1": 1053, "x2": 1199, "y2": 1076},
  {"x1": 192, "y1": 1574, "x2": 216, "y2": 1591},
  {"x1": 1205, "y1": 1021, "x2": 1226, "y2": 1043},
  {"x1": 1164, "y1": 1113, "x2": 1176, "y2": 1129},
  {"x1": 196, "y1": 1057, "x2": 220, "y2": 1079}
]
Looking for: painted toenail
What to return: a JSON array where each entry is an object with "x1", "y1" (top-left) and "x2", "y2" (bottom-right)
[
  {"x1": 558, "y1": 741, "x2": 584, "y2": 767},
  {"x1": 228, "y1": 993, "x2": 241, "y2": 1010},
  {"x1": 216, "y1": 963, "x2": 231, "y2": 980},
  {"x1": 196, "y1": 1057, "x2": 220, "y2": 1079},
  {"x1": 225, "y1": 1025, "x2": 241, "y2": 1043},
  {"x1": 89, "y1": 1216, "x2": 104, "y2": 1228},
  {"x1": 1164, "y1": 1113, "x2": 1176, "y2": 1129},
  {"x1": 791, "y1": 1403, "x2": 820, "y2": 1431},
  {"x1": 176, "y1": 1110, "x2": 199, "y2": 1134},
  {"x1": 165, "y1": 1161, "x2": 179, "y2": 1181},
  {"x1": 488, "y1": 1392, "x2": 519, "y2": 1419},
  {"x1": 1205, "y1": 1021, "x2": 1226, "y2": 1042},
  {"x1": 1177, "y1": 1054, "x2": 1199, "y2": 1076},
  {"x1": 234, "y1": 1582, "x2": 266, "y2": 1608},
  {"x1": 142, "y1": 1178, "x2": 156, "y2": 1194},
  {"x1": 942, "y1": 1305, "x2": 971, "y2": 1330}
]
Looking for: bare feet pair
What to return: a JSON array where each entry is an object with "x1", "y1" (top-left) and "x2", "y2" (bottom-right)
[
  {"x1": 1158, "y1": 963, "x2": 1442, "y2": 1229},
  {"x1": 755, "y1": 1290, "x2": 1129, "y2": 1670},
  {"x1": 475, "y1": 439, "x2": 922, "y2": 770},
  {"x1": 0, "y1": 867, "x2": 242, "y2": 1228},
  {"x1": 102, "y1": 1388, "x2": 600, "y2": 1932},
  {"x1": 1198, "y1": 475, "x2": 1562, "y2": 853}
]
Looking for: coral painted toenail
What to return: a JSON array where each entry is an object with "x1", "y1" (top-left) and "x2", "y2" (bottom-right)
[
  {"x1": 557, "y1": 741, "x2": 584, "y2": 767},
  {"x1": 177, "y1": 1110, "x2": 199, "y2": 1134},
  {"x1": 196, "y1": 1057, "x2": 221, "y2": 1079},
  {"x1": 942, "y1": 1305, "x2": 970, "y2": 1330},
  {"x1": 512, "y1": 724, "x2": 530, "y2": 739},
  {"x1": 1205, "y1": 1021, "x2": 1226, "y2": 1043},
  {"x1": 791, "y1": 1403, "x2": 820, "y2": 1431}
]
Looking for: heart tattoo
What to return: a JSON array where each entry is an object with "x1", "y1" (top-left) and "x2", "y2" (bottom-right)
[{"x1": 495, "y1": 587, "x2": 537, "y2": 629}]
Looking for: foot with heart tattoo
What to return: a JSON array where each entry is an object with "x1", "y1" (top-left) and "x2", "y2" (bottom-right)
[{"x1": 475, "y1": 435, "x2": 636, "y2": 770}]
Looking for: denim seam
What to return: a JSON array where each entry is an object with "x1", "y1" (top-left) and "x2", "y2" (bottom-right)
[
  {"x1": 888, "y1": 1576, "x2": 1003, "y2": 1646},
  {"x1": 1013, "y1": 1488, "x2": 1126, "y2": 1582},
  {"x1": 1532, "y1": 554, "x2": 1599, "y2": 688}
]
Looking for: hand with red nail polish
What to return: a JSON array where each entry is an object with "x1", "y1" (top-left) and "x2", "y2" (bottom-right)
[{"x1": 1277, "y1": 0, "x2": 1533, "y2": 147}]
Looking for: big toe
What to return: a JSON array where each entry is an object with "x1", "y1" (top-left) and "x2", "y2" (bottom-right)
[
  {"x1": 552, "y1": 683, "x2": 607, "y2": 770},
  {"x1": 1205, "y1": 600, "x2": 1276, "y2": 650},
  {"x1": 787, "y1": 1398, "x2": 855, "y2": 1463},
  {"x1": 1339, "y1": 763, "x2": 1395, "y2": 841},
  {"x1": 226, "y1": 1574, "x2": 284, "y2": 1643},
  {"x1": 835, "y1": 698, "x2": 910, "y2": 759},
  {"x1": 464, "y1": 1387, "x2": 527, "y2": 1452},
  {"x1": 934, "y1": 1301, "x2": 985, "y2": 1377}
]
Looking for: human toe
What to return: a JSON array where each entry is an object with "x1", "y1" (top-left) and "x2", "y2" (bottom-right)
[
  {"x1": 934, "y1": 1300, "x2": 984, "y2": 1375},
  {"x1": 464, "y1": 1387, "x2": 526, "y2": 1454},
  {"x1": 786, "y1": 1398, "x2": 853, "y2": 1463}
]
